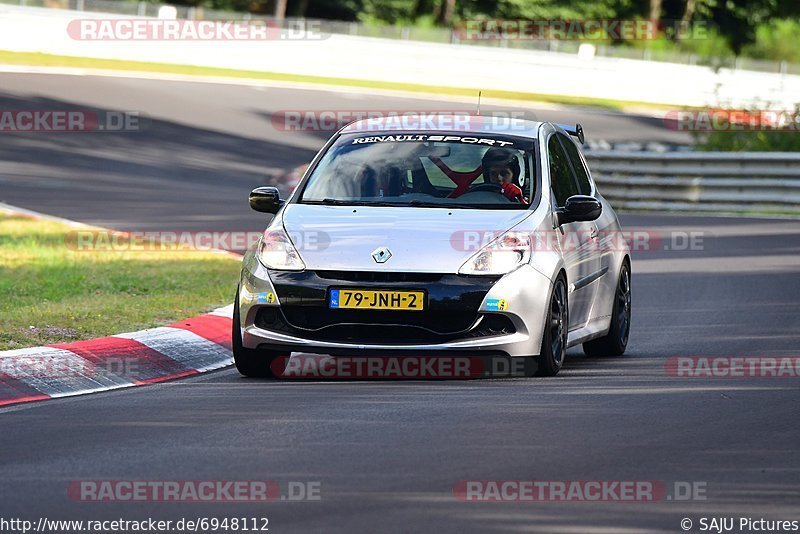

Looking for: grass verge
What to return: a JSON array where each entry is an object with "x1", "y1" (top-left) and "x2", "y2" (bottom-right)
[
  {"x1": 0, "y1": 50, "x2": 673, "y2": 112},
  {"x1": 0, "y1": 213, "x2": 240, "y2": 350}
]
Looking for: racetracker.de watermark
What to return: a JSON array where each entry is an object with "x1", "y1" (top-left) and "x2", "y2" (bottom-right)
[
  {"x1": 0, "y1": 110, "x2": 143, "y2": 132},
  {"x1": 0, "y1": 354, "x2": 139, "y2": 380},
  {"x1": 67, "y1": 480, "x2": 321, "y2": 502},
  {"x1": 270, "y1": 355, "x2": 539, "y2": 379},
  {"x1": 64, "y1": 230, "x2": 330, "y2": 253},
  {"x1": 457, "y1": 19, "x2": 710, "y2": 41},
  {"x1": 665, "y1": 356, "x2": 800, "y2": 378},
  {"x1": 450, "y1": 229, "x2": 705, "y2": 253},
  {"x1": 453, "y1": 480, "x2": 707, "y2": 501},
  {"x1": 65, "y1": 229, "x2": 705, "y2": 254},
  {"x1": 664, "y1": 109, "x2": 800, "y2": 132},
  {"x1": 67, "y1": 18, "x2": 325, "y2": 40},
  {"x1": 271, "y1": 110, "x2": 533, "y2": 132}
]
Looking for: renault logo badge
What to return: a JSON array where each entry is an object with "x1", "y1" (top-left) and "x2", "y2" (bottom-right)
[{"x1": 371, "y1": 247, "x2": 392, "y2": 263}]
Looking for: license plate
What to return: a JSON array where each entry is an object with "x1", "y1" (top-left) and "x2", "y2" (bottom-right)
[{"x1": 329, "y1": 289, "x2": 425, "y2": 311}]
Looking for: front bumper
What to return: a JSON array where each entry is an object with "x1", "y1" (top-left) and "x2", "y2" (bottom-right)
[{"x1": 238, "y1": 251, "x2": 552, "y2": 358}]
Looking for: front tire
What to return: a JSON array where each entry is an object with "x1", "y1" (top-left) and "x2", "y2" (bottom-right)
[
  {"x1": 536, "y1": 275, "x2": 568, "y2": 377},
  {"x1": 583, "y1": 261, "x2": 631, "y2": 357},
  {"x1": 232, "y1": 287, "x2": 288, "y2": 378}
]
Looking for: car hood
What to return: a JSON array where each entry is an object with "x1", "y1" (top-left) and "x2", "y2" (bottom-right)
[{"x1": 281, "y1": 204, "x2": 531, "y2": 273}]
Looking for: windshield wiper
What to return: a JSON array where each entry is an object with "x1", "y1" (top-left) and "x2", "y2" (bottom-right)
[
  {"x1": 410, "y1": 200, "x2": 528, "y2": 209},
  {"x1": 408, "y1": 200, "x2": 473, "y2": 208},
  {"x1": 321, "y1": 198, "x2": 348, "y2": 205},
  {"x1": 308, "y1": 197, "x2": 463, "y2": 207},
  {"x1": 303, "y1": 198, "x2": 525, "y2": 209},
  {"x1": 302, "y1": 198, "x2": 360, "y2": 205}
]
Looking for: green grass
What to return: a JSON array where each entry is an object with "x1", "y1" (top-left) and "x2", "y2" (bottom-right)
[
  {"x1": 0, "y1": 213, "x2": 241, "y2": 350},
  {"x1": 0, "y1": 49, "x2": 673, "y2": 112}
]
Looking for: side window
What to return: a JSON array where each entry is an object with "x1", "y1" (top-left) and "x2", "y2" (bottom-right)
[
  {"x1": 548, "y1": 135, "x2": 578, "y2": 207},
  {"x1": 560, "y1": 134, "x2": 593, "y2": 195}
]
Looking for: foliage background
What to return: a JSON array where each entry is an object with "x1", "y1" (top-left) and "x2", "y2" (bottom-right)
[{"x1": 159, "y1": 0, "x2": 800, "y2": 63}]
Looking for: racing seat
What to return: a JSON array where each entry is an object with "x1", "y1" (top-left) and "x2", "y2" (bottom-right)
[
  {"x1": 409, "y1": 158, "x2": 443, "y2": 197},
  {"x1": 427, "y1": 156, "x2": 483, "y2": 198},
  {"x1": 382, "y1": 166, "x2": 406, "y2": 197}
]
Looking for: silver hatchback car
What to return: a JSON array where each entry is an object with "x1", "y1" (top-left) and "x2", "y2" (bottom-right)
[{"x1": 234, "y1": 116, "x2": 631, "y2": 378}]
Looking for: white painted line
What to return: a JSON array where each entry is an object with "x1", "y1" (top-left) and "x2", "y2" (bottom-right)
[{"x1": 0, "y1": 202, "x2": 93, "y2": 227}]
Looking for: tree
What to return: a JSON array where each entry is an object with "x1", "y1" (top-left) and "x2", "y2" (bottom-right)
[
  {"x1": 437, "y1": 0, "x2": 456, "y2": 25},
  {"x1": 275, "y1": 0, "x2": 287, "y2": 20},
  {"x1": 649, "y1": 0, "x2": 662, "y2": 21}
]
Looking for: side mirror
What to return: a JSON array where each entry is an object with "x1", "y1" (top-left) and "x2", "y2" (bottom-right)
[
  {"x1": 249, "y1": 187, "x2": 284, "y2": 214},
  {"x1": 556, "y1": 195, "x2": 602, "y2": 225}
]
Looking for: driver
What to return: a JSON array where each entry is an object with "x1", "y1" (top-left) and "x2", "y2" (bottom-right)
[{"x1": 482, "y1": 148, "x2": 527, "y2": 203}]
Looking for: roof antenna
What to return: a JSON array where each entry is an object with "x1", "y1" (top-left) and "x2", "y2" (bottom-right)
[{"x1": 476, "y1": 91, "x2": 482, "y2": 116}]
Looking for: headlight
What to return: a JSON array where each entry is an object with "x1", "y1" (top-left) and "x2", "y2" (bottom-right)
[
  {"x1": 458, "y1": 231, "x2": 531, "y2": 275},
  {"x1": 257, "y1": 228, "x2": 305, "y2": 271}
]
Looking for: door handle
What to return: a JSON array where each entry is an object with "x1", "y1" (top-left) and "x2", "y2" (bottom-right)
[{"x1": 590, "y1": 225, "x2": 598, "y2": 239}]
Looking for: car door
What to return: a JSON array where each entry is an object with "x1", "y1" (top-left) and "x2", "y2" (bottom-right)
[{"x1": 547, "y1": 133, "x2": 600, "y2": 331}]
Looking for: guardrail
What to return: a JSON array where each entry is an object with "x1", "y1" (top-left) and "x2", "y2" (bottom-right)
[{"x1": 585, "y1": 151, "x2": 800, "y2": 215}]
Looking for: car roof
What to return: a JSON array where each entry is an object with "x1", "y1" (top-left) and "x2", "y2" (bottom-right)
[{"x1": 340, "y1": 114, "x2": 545, "y2": 138}]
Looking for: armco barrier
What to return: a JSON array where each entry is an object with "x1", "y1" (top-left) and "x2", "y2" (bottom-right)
[{"x1": 585, "y1": 151, "x2": 800, "y2": 214}]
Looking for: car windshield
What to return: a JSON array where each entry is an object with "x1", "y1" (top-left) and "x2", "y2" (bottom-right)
[{"x1": 299, "y1": 134, "x2": 536, "y2": 209}]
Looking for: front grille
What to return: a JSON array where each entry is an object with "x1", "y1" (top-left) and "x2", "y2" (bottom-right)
[
  {"x1": 261, "y1": 271, "x2": 507, "y2": 345},
  {"x1": 290, "y1": 324, "x2": 458, "y2": 344},
  {"x1": 254, "y1": 307, "x2": 515, "y2": 344},
  {"x1": 281, "y1": 306, "x2": 478, "y2": 333},
  {"x1": 314, "y1": 271, "x2": 444, "y2": 283}
]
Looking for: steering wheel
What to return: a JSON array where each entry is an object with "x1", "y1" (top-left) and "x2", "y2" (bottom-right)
[{"x1": 466, "y1": 183, "x2": 503, "y2": 194}]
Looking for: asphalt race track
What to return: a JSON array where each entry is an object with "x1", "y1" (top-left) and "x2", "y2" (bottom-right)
[
  {"x1": 0, "y1": 72, "x2": 689, "y2": 232},
  {"x1": 1, "y1": 73, "x2": 799, "y2": 533}
]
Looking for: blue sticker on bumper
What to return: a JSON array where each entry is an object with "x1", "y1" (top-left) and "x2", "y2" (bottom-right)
[
  {"x1": 486, "y1": 298, "x2": 509, "y2": 311},
  {"x1": 329, "y1": 289, "x2": 340, "y2": 308},
  {"x1": 257, "y1": 292, "x2": 277, "y2": 304}
]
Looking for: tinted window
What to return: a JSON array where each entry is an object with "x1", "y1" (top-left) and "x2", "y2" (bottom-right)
[
  {"x1": 548, "y1": 135, "x2": 578, "y2": 207},
  {"x1": 560, "y1": 134, "x2": 593, "y2": 195}
]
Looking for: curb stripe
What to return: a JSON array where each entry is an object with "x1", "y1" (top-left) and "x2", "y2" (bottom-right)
[
  {"x1": 115, "y1": 327, "x2": 232, "y2": 374},
  {"x1": 50, "y1": 336, "x2": 194, "y2": 385},
  {"x1": 208, "y1": 304, "x2": 235, "y2": 317},
  {"x1": 0, "y1": 346, "x2": 132, "y2": 397},
  {"x1": 0, "y1": 311, "x2": 234, "y2": 408},
  {"x1": 0, "y1": 374, "x2": 50, "y2": 406},
  {"x1": 170, "y1": 314, "x2": 233, "y2": 350},
  {"x1": 0, "y1": 204, "x2": 239, "y2": 409}
]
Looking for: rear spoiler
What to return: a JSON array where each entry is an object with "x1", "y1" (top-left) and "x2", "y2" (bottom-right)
[{"x1": 556, "y1": 123, "x2": 585, "y2": 144}]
